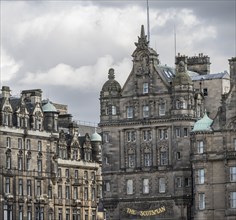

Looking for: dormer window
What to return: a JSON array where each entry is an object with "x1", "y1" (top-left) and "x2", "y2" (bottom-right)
[
  {"x1": 143, "y1": 83, "x2": 149, "y2": 94},
  {"x1": 112, "y1": 106, "x2": 116, "y2": 115}
]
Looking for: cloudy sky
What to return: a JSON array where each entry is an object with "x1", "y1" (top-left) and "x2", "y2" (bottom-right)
[{"x1": 1, "y1": 0, "x2": 235, "y2": 124}]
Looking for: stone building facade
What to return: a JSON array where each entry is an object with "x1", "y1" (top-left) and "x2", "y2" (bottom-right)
[
  {"x1": 99, "y1": 25, "x2": 236, "y2": 220},
  {"x1": 0, "y1": 87, "x2": 103, "y2": 220}
]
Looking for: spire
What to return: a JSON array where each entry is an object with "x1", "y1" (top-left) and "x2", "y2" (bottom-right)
[{"x1": 135, "y1": 25, "x2": 149, "y2": 49}]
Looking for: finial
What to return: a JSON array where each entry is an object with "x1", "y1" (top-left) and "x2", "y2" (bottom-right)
[
  {"x1": 135, "y1": 25, "x2": 149, "y2": 49},
  {"x1": 141, "y1": 25, "x2": 145, "y2": 39},
  {"x1": 108, "y1": 68, "x2": 115, "y2": 80}
]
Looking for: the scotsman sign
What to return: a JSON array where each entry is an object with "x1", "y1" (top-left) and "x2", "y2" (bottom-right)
[{"x1": 126, "y1": 206, "x2": 166, "y2": 217}]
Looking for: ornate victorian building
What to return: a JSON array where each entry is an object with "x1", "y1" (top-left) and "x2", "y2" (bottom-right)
[
  {"x1": 99, "y1": 25, "x2": 236, "y2": 219},
  {"x1": 0, "y1": 87, "x2": 103, "y2": 220}
]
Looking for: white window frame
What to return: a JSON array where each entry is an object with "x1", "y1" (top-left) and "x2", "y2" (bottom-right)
[
  {"x1": 159, "y1": 178, "x2": 166, "y2": 193},
  {"x1": 198, "y1": 169, "x2": 205, "y2": 184},
  {"x1": 143, "y1": 179, "x2": 149, "y2": 194},
  {"x1": 127, "y1": 179, "x2": 133, "y2": 195},
  {"x1": 144, "y1": 153, "x2": 151, "y2": 167},
  {"x1": 127, "y1": 107, "x2": 134, "y2": 119},
  {"x1": 143, "y1": 105, "x2": 149, "y2": 118},
  {"x1": 143, "y1": 82, "x2": 149, "y2": 94},
  {"x1": 230, "y1": 167, "x2": 236, "y2": 182},
  {"x1": 111, "y1": 105, "x2": 116, "y2": 115},
  {"x1": 197, "y1": 140, "x2": 204, "y2": 154},
  {"x1": 199, "y1": 193, "x2": 205, "y2": 210},
  {"x1": 230, "y1": 192, "x2": 236, "y2": 208},
  {"x1": 159, "y1": 103, "x2": 166, "y2": 116}
]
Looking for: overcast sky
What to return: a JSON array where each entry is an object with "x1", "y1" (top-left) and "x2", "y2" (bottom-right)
[{"x1": 1, "y1": 0, "x2": 235, "y2": 125}]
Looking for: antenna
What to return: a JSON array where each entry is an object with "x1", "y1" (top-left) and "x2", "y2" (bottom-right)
[
  {"x1": 174, "y1": 23, "x2": 177, "y2": 57},
  {"x1": 147, "y1": 0, "x2": 150, "y2": 43}
]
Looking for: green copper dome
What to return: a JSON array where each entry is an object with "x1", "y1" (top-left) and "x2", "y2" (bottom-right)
[
  {"x1": 91, "y1": 132, "x2": 102, "y2": 142},
  {"x1": 192, "y1": 112, "x2": 213, "y2": 132},
  {"x1": 42, "y1": 101, "x2": 58, "y2": 113}
]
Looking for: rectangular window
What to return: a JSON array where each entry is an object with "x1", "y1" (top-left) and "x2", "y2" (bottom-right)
[
  {"x1": 127, "y1": 107, "x2": 134, "y2": 119},
  {"x1": 199, "y1": 193, "x2": 205, "y2": 210},
  {"x1": 127, "y1": 131, "x2": 136, "y2": 142},
  {"x1": 92, "y1": 210, "x2": 96, "y2": 220},
  {"x1": 176, "y1": 177, "x2": 182, "y2": 188},
  {"x1": 26, "y1": 139, "x2": 31, "y2": 150},
  {"x1": 84, "y1": 187, "x2": 88, "y2": 200},
  {"x1": 103, "y1": 133, "x2": 109, "y2": 143},
  {"x1": 144, "y1": 153, "x2": 151, "y2": 167},
  {"x1": 160, "y1": 151, "x2": 168, "y2": 165},
  {"x1": 73, "y1": 209, "x2": 81, "y2": 220},
  {"x1": 143, "y1": 179, "x2": 149, "y2": 194},
  {"x1": 198, "y1": 169, "x2": 205, "y2": 184},
  {"x1": 18, "y1": 157, "x2": 23, "y2": 171},
  {"x1": 159, "y1": 103, "x2": 166, "y2": 116},
  {"x1": 175, "y1": 128, "x2": 181, "y2": 138},
  {"x1": 85, "y1": 210, "x2": 88, "y2": 220},
  {"x1": 183, "y1": 128, "x2": 188, "y2": 137},
  {"x1": 230, "y1": 167, "x2": 236, "y2": 182},
  {"x1": 234, "y1": 139, "x2": 236, "y2": 151},
  {"x1": 143, "y1": 105, "x2": 149, "y2": 118},
  {"x1": 48, "y1": 187, "x2": 52, "y2": 199},
  {"x1": 74, "y1": 170, "x2": 78, "y2": 179},
  {"x1": 18, "y1": 179, "x2": 23, "y2": 196},
  {"x1": 230, "y1": 192, "x2": 236, "y2": 208},
  {"x1": 5, "y1": 177, "x2": 10, "y2": 193},
  {"x1": 159, "y1": 178, "x2": 166, "y2": 193},
  {"x1": 143, "y1": 82, "x2": 149, "y2": 94},
  {"x1": 159, "y1": 129, "x2": 168, "y2": 140},
  {"x1": 176, "y1": 152, "x2": 181, "y2": 160},
  {"x1": 127, "y1": 179, "x2": 133, "y2": 195},
  {"x1": 58, "y1": 185, "x2": 62, "y2": 199},
  {"x1": 6, "y1": 156, "x2": 11, "y2": 169},
  {"x1": 6, "y1": 137, "x2": 11, "y2": 148},
  {"x1": 4, "y1": 205, "x2": 13, "y2": 220},
  {"x1": 37, "y1": 160, "x2": 42, "y2": 173},
  {"x1": 66, "y1": 186, "x2": 70, "y2": 199},
  {"x1": 19, "y1": 205, "x2": 23, "y2": 220},
  {"x1": 66, "y1": 209, "x2": 70, "y2": 220},
  {"x1": 203, "y1": 88, "x2": 208, "y2": 96},
  {"x1": 38, "y1": 141, "x2": 42, "y2": 152},
  {"x1": 111, "y1": 105, "x2": 116, "y2": 115},
  {"x1": 65, "y1": 169, "x2": 70, "y2": 179},
  {"x1": 184, "y1": 178, "x2": 190, "y2": 187},
  {"x1": 91, "y1": 188, "x2": 96, "y2": 201},
  {"x1": 58, "y1": 208, "x2": 62, "y2": 220},
  {"x1": 26, "y1": 158, "x2": 30, "y2": 171},
  {"x1": 18, "y1": 138, "x2": 22, "y2": 149},
  {"x1": 58, "y1": 168, "x2": 61, "y2": 177},
  {"x1": 27, "y1": 206, "x2": 32, "y2": 220},
  {"x1": 36, "y1": 181, "x2": 41, "y2": 196},
  {"x1": 197, "y1": 141, "x2": 204, "y2": 154},
  {"x1": 27, "y1": 180, "x2": 32, "y2": 196},
  {"x1": 84, "y1": 171, "x2": 88, "y2": 180},
  {"x1": 143, "y1": 130, "x2": 152, "y2": 141},
  {"x1": 105, "y1": 181, "x2": 110, "y2": 192},
  {"x1": 73, "y1": 187, "x2": 78, "y2": 200},
  {"x1": 128, "y1": 154, "x2": 135, "y2": 168}
]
